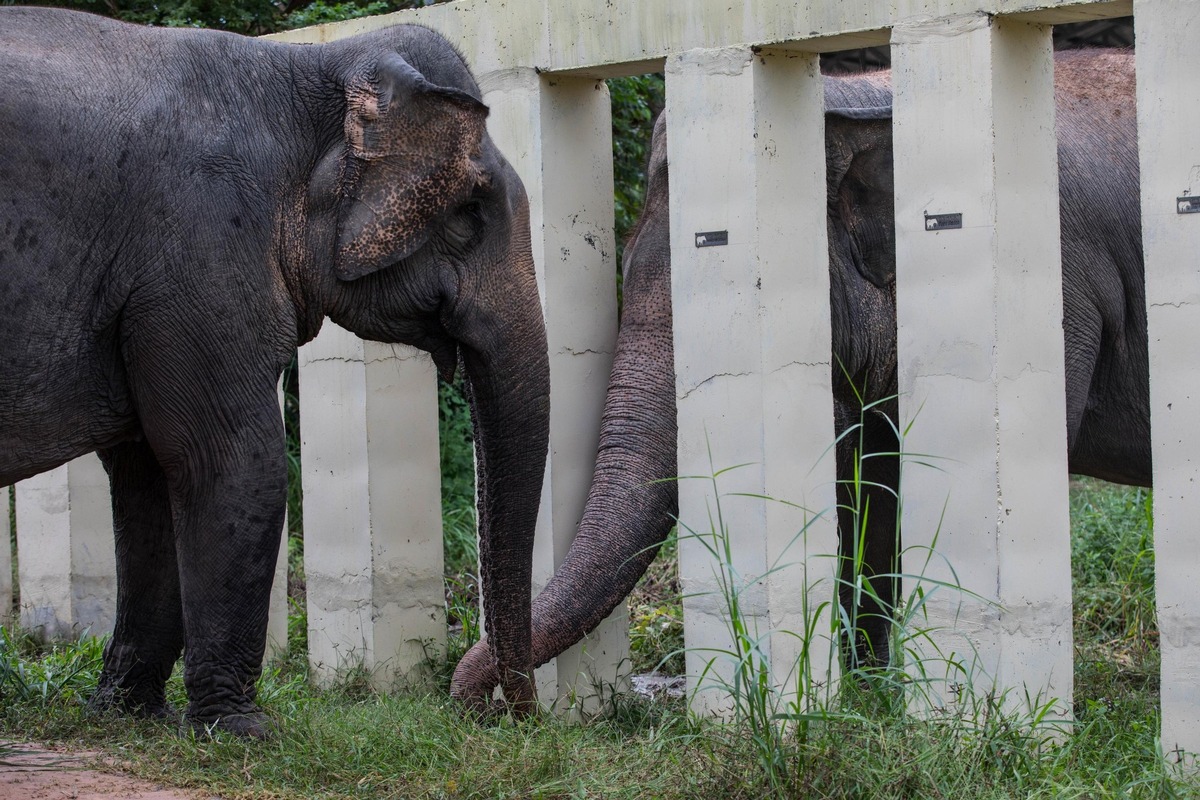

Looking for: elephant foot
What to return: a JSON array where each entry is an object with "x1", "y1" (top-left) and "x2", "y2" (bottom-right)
[
  {"x1": 850, "y1": 619, "x2": 895, "y2": 671},
  {"x1": 88, "y1": 684, "x2": 178, "y2": 721},
  {"x1": 90, "y1": 641, "x2": 177, "y2": 721},
  {"x1": 186, "y1": 711, "x2": 274, "y2": 740}
]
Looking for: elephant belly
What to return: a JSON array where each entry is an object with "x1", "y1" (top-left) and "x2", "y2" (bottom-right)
[
  {"x1": 0, "y1": 336, "x2": 137, "y2": 485},
  {"x1": 1070, "y1": 389, "x2": 1152, "y2": 488}
]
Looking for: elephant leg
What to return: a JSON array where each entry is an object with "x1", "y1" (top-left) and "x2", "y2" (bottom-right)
[
  {"x1": 835, "y1": 404, "x2": 900, "y2": 668},
  {"x1": 162, "y1": 409, "x2": 286, "y2": 738},
  {"x1": 113, "y1": 295, "x2": 290, "y2": 737},
  {"x1": 91, "y1": 440, "x2": 184, "y2": 718},
  {"x1": 1061, "y1": 288, "x2": 1103, "y2": 453}
]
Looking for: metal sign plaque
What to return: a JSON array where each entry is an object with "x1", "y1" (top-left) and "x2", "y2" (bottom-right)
[
  {"x1": 924, "y1": 212, "x2": 962, "y2": 231},
  {"x1": 1178, "y1": 196, "x2": 1200, "y2": 214},
  {"x1": 695, "y1": 230, "x2": 728, "y2": 247}
]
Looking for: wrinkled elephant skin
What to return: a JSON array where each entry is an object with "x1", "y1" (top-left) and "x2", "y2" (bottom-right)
[{"x1": 0, "y1": 8, "x2": 549, "y2": 734}]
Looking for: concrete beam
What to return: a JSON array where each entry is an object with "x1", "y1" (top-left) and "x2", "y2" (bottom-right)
[
  {"x1": 1135, "y1": 0, "x2": 1200, "y2": 770},
  {"x1": 666, "y1": 47, "x2": 839, "y2": 715},
  {"x1": 1004, "y1": 0, "x2": 1131, "y2": 23},
  {"x1": 268, "y1": 0, "x2": 1131, "y2": 77},
  {"x1": 550, "y1": 0, "x2": 1130, "y2": 69},
  {"x1": 298, "y1": 327, "x2": 445, "y2": 689},
  {"x1": 267, "y1": 0, "x2": 543, "y2": 75},
  {"x1": 892, "y1": 15, "x2": 1072, "y2": 719},
  {"x1": 14, "y1": 456, "x2": 115, "y2": 640},
  {"x1": 480, "y1": 68, "x2": 627, "y2": 713}
]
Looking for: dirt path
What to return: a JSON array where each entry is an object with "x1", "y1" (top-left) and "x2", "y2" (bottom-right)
[{"x1": 0, "y1": 743, "x2": 216, "y2": 800}]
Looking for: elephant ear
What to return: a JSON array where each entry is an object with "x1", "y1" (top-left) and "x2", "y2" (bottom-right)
[
  {"x1": 823, "y1": 104, "x2": 892, "y2": 188},
  {"x1": 824, "y1": 107, "x2": 897, "y2": 290},
  {"x1": 336, "y1": 52, "x2": 489, "y2": 281}
]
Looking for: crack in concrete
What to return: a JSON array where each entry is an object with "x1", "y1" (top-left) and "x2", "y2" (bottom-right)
[
  {"x1": 679, "y1": 371, "x2": 753, "y2": 401},
  {"x1": 559, "y1": 347, "x2": 613, "y2": 357},
  {"x1": 769, "y1": 360, "x2": 828, "y2": 374},
  {"x1": 301, "y1": 355, "x2": 365, "y2": 366},
  {"x1": 301, "y1": 351, "x2": 426, "y2": 367}
]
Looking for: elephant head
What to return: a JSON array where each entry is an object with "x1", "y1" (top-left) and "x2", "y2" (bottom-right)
[{"x1": 298, "y1": 28, "x2": 551, "y2": 712}]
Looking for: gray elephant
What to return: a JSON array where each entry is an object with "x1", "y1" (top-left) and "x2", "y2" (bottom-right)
[
  {"x1": 0, "y1": 8, "x2": 548, "y2": 735},
  {"x1": 451, "y1": 47, "x2": 1144, "y2": 703}
]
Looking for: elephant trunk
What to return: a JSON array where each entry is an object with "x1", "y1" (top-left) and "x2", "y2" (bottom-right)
[
  {"x1": 452, "y1": 205, "x2": 677, "y2": 705},
  {"x1": 455, "y1": 262, "x2": 550, "y2": 715},
  {"x1": 530, "y1": 298, "x2": 678, "y2": 661}
]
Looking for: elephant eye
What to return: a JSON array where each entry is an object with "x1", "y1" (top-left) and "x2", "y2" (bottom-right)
[
  {"x1": 462, "y1": 200, "x2": 485, "y2": 226},
  {"x1": 441, "y1": 200, "x2": 485, "y2": 247}
]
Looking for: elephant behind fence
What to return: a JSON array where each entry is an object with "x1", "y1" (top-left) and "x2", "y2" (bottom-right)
[{"x1": 452, "y1": 47, "x2": 1146, "y2": 705}]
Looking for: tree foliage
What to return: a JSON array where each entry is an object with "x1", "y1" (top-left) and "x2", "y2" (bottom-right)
[
  {"x1": 10, "y1": 0, "x2": 444, "y2": 34},
  {"x1": 608, "y1": 74, "x2": 666, "y2": 266}
]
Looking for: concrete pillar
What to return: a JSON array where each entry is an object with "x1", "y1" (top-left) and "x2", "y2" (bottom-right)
[
  {"x1": 1134, "y1": 0, "x2": 1200, "y2": 769},
  {"x1": 665, "y1": 47, "x2": 840, "y2": 715},
  {"x1": 264, "y1": 518, "x2": 289, "y2": 662},
  {"x1": 891, "y1": 15, "x2": 1072, "y2": 719},
  {"x1": 298, "y1": 327, "x2": 445, "y2": 688},
  {"x1": 263, "y1": 380, "x2": 292, "y2": 664},
  {"x1": 481, "y1": 68, "x2": 627, "y2": 714},
  {"x1": 14, "y1": 455, "x2": 116, "y2": 640},
  {"x1": 1, "y1": 486, "x2": 11, "y2": 622}
]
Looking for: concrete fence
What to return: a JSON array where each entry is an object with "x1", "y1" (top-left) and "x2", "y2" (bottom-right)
[{"x1": 4, "y1": 0, "x2": 1198, "y2": 764}]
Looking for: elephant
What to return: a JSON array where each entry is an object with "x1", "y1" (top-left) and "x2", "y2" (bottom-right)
[
  {"x1": 451, "y1": 47, "x2": 1145, "y2": 703},
  {"x1": 0, "y1": 8, "x2": 549, "y2": 736}
]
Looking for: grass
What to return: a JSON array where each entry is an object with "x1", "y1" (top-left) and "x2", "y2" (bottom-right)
[
  {"x1": 0, "y1": 459, "x2": 1192, "y2": 797},
  {"x1": 1066, "y1": 477, "x2": 1167, "y2": 792},
  {"x1": 628, "y1": 531, "x2": 685, "y2": 676},
  {"x1": 0, "y1": 643, "x2": 713, "y2": 800}
]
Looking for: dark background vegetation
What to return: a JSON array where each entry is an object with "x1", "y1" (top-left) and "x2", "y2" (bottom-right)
[{"x1": 9, "y1": 0, "x2": 443, "y2": 32}]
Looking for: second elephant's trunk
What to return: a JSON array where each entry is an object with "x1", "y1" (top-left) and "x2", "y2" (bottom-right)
[{"x1": 527, "y1": 273, "x2": 678, "y2": 667}]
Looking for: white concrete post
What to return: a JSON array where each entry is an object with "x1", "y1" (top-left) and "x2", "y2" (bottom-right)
[
  {"x1": 1, "y1": 486, "x2": 12, "y2": 622},
  {"x1": 1134, "y1": 0, "x2": 1200, "y2": 769},
  {"x1": 14, "y1": 455, "x2": 116, "y2": 640},
  {"x1": 263, "y1": 380, "x2": 292, "y2": 664},
  {"x1": 891, "y1": 15, "x2": 1073, "y2": 719},
  {"x1": 298, "y1": 327, "x2": 445, "y2": 688},
  {"x1": 481, "y1": 67, "x2": 627, "y2": 714},
  {"x1": 666, "y1": 47, "x2": 840, "y2": 715},
  {"x1": 264, "y1": 515, "x2": 289, "y2": 662}
]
